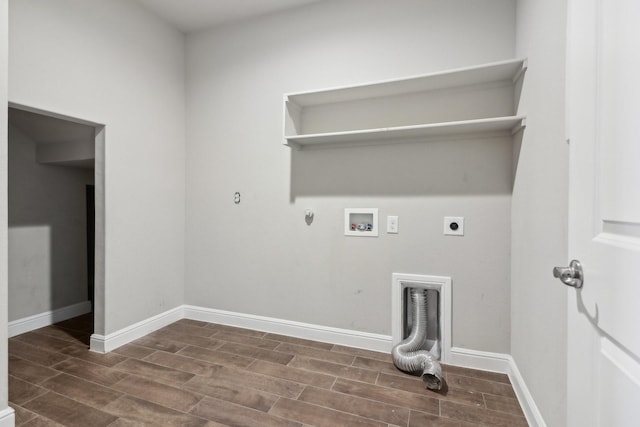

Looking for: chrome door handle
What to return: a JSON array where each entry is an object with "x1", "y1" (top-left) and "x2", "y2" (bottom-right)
[{"x1": 553, "y1": 260, "x2": 584, "y2": 288}]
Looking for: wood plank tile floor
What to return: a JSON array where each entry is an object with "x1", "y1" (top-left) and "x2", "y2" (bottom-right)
[{"x1": 9, "y1": 314, "x2": 528, "y2": 426}]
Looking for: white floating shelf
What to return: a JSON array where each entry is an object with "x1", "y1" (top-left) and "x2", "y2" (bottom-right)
[
  {"x1": 287, "y1": 58, "x2": 527, "y2": 107},
  {"x1": 283, "y1": 58, "x2": 527, "y2": 149}
]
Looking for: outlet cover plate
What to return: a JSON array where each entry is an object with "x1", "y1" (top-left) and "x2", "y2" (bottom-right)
[{"x1": 387, "y1": 216, "x2": 398, "y2": 234}]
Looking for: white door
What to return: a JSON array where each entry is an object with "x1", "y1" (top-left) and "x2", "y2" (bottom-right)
[{"x1": 565, "y1": 0, "x2": 640, "y2": 426}]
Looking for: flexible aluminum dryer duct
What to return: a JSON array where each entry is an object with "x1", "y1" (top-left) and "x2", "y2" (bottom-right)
[{"x1": 391, "y1": 287, "x2": 443, "y2": 390}]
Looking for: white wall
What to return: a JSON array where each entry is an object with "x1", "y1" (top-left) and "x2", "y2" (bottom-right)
[
  {"x1": 8, "y1": 0, "x2": 186, "y2": 334},
  {"x1": 513, "y1": 0, "x2": 568, "y2": 425},
  {"x1": 8, "y1": 125, "x2": 94, "y2": 320},
  {"x1": 185, "y1": 0, "x2": 517, "y2": 353}
]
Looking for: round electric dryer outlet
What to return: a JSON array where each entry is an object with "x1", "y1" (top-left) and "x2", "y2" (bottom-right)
[{"x1": 443, "y1": 217, "x2": 464, "y2": 236}]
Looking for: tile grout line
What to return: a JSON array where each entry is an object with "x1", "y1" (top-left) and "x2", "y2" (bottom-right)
[
  {"x1": 328, "y1": 378, "x2": 438, "y2": 420},
  {"x1": 45, "y1": 362, "x2": 129, "y2": 392},
  {"x1": 328, "y1": 376, "x2": 338, "y2": 391},
  {"x1": 23, "y1": 388, "x2": 117, "y2": 423},
  {"x1": 277, "y1": 387, "x2": 398, "y2": 427},
  {"x1": 9, "y1": 377, "x2": 51, "y2": 409},
  {"x1": 266, "y1": 395, "x2": 283, "y2": 416},
  {"x1": 105, "y1": 384, "x2": 212, "y2": 422}
]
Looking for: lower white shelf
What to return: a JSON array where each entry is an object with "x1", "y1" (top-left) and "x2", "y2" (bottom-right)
[{"x1": 285, "y1": 116, "x2": 526, "y2": 148}]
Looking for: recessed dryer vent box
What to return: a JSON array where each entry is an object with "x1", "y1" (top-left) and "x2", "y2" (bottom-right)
[{"x1": 344, "y1": 208, "x2": 378, "y2": 237}]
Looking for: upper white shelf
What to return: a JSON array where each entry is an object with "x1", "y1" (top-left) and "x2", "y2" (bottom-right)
[{"x1": 284, "y1": 58, "x2": 527, "y2": 149}]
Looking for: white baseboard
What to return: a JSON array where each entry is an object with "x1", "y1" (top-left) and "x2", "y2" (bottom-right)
[
  {"x1": 0, "y1": 407, "x2": 15, "y2": 427},
  {"x1": 448, "y1": 346, "x2": 512, "y2": 373},
  {"x1": 89, "y1": 306, "x2": 183, "y2": 353},
  {"x1": 507, "y1": 354, "x2": 547, "y2": 427},
  {"x1": 183, "y1": 305, "x2": 392, "y2": 353},
  {"x1": 8, "y1": 301, "x2": 92, "y2": 338},
  {"x1": 448, "y1": 346, "x2": 545, "y2": 427}
]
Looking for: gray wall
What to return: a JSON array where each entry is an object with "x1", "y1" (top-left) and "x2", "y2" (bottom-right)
[
  {"x1": 8, "y1": 0, "x2": 187, "y2": 334},
  {"x1": 185, "y1": 0, "x2": 517, "y2": 353},
  {"x1": 8, "y1": 125, "x2": 93, "y2": 320},
  {"x1": 513, "y1": 0, "x2": 568, "y2": 425}
]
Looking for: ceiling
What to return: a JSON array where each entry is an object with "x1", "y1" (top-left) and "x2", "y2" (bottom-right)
[{"x1": 134, "y1": 0, "x2": 321, "y2": 33}]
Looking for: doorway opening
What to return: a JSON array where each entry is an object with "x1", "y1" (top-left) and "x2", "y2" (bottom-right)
[{"x1": 7, "y1": 104, "x2": 105, "y2": 345}]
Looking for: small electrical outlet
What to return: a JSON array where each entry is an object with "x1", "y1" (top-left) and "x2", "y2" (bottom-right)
[
  {"x1": 387, "y1": 216, "x2": 399, "y2": 234},
  {"x1": 444, "y1": 217, "x2": 464, "y2": 236}
]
